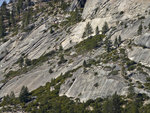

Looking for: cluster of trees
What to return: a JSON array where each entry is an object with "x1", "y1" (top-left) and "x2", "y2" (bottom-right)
[
  {"x1": 0, "y1": 0, "x2": 33, "y2": 38},
  {"x1": 1, "y1": 81, "x2": 150, "y2": 113},
  {"x1": 0, "y1": 2, "x2": 8, "y2": 38},
  {"x1": 82, "y1": 21, "x2": 109, "y2": 38},
  {"x1": 1, "y1": 86, "x2": 30, "y2": 106},
  {"x1": 81, "y1": 21, "x2": 124, "y2": 54},
  {"x1": 18, "y1": 56, "x2": 32, "y2": 68},
  {"x1": 81, "y1": 21, "x2": 123, "y2": 53},
  {"x1": 114, "y1": 35, "x2": 122, "y2": 48},
  {"x1": 0, "y1": 68, "x2": 150, "y2": 113}
]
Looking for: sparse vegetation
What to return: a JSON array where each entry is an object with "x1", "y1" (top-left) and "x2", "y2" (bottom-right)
[
  {"x1": 94, "y1": 83, "x2": 99, "y2": 87},
  {"x1": 49, "y1": 68, "x2": 53, "y2": 74},
  {"x1": 137, "y1": 22, "x2": 143, "y2": 35},
  {"x1": 109, "y1": 70, "x2": 119, "y2": 75},
  {"x1": 4, "y1": 50, "x2": 56, "y2": 83},
  {"x1": 58, "y1": 54, "x2": 67, "y2": 65},
  {"x1": 76, "y1": 34, "x2": 105, "y2": 53}
]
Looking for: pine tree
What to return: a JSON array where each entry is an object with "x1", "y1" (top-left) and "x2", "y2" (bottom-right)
[
  {"x1": 82, "y1": 22, "x2": 93, "y2": 38},
  {"x1": 10, "y1": 10, "x2": 16, "y2": 27},
  {"x1": 83, "y1": 60, "x2": 87, "y2": 67},
  {"x1": 87, "y1": 22, "x2": 93, "y2": 36},
  {"x1": 0, "y1": 15, "x2": 5, "y2": 38},
  {"x1": 103, "y1": 93, "x2": 121, "y2": 113},
  {"x1": 95, "y1": 26, "x2": 99, "y2": 35},
  {"x1": 102, "y1": 22, "x2": 109, "y2": 34},
  {"x1": 25, "y1": 58, "x2": 32, "y2": 66},
  {"x1": 1, "y1": 1, "x2": 10, "y2": 20},
  {"x1": 19, "y1": 86, "x2": 30, "y2": 103},
  {"x1": 1, "y1": 2, "x2": 7, "y2": 16},
  {"x1": 9, "y1": 91, "x2": 15, "y2": 105},
  {"x1": 105, "y1": 38, "x2": 112, "y2": 52},
  {"x1": 17, "y1": 0, "x2": 23, "y2": 15},
  {"x1": 23, "y1": 9, "x2": 31, "y2": 28},
  {"x1": 59, "y1": 45, "x2": 63, "y2": 51},
  {"x1": 75, "y1": 9, "x2": 81, "y2": 22},
  {"x1": 111, "y1": 93, "x2": 121, "y2": 113},
  {"x1": 103, "y1": 99, "x2": 112, "y2": 113},
  {"x1": 114, "y1": 37, "x2": 118, "y2": 48},
  {"x1": 127, "y1": 101, "x2": 139, "y2": 113},
  {"x1": 58, "y1": 54, "x2": 67, "y2": 64},
  {"x1": 137, "y1": 22, "x2": 143, "y2": 35},
  {"x1": 10, "y1": 91, "x2": 15, "y2": 99},
  {"x1": 118, "y1": 35, "x2": 121, "y2": 45},
  {"x1": 114, "y1": 35, "x2": 122, "y2": 48},
  {"x1": 19, "y1": 56, "x2": 24, "y2": 68},
  {"x1": 128, "y1": 86, "x2": 135, "y2": 97},
  {"x1": 82, "y1": 31, "x2": 86, "y2": 38}
]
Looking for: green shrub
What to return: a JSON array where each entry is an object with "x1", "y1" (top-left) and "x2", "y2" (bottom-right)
[
  {"x1": 49, "y1": 68, "x2": 53, "y2": 74},
  {"x1": 128, "y1": 65, "x2": 136, "y2": 71},
  {"x1": 109, "y1": 70, "x2": 119, "y2": 75},
  {"x1": 25, "y1": 58, "x2": 32, "y2": 66},
  {"x1": 75, "y1": 34, "x2": 105, "y2": 53},
  {"x1": 58, "y1": 54, "x2": 67, "y2": 65},
  {"x1": 137, "y1": 22, "x2": 143, "y2": 35},
  {"x1": 94, "y1": 83, "x2": 99, "y2": 87}
]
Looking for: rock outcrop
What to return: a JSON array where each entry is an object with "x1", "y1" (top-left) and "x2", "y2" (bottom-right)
[
  {"x1": 0, "y1": 0, "x2": 150, "y2": 102},
  {"x1": 69, "y1": 0, "x2": 87, "y2": 11}
]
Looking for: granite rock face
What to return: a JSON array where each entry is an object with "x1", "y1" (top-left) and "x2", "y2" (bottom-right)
[
  {"x1": 0, "y1": 0, "x2": 150, "y2": 101},
  {"x1": 128, "y1": 33, "x2": 150, "y2": 67},
  {"x1": 69, "y1": 0, "x2": 87, "y2": 11},
  {"x1": 59, "y1": 66, "x2": 128, "y2": 102},
  {"x1": 135, "y1": 33, "x2": 150, "y2": 48}
]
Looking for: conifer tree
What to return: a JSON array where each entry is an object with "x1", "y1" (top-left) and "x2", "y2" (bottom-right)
[
  {"x1": 114, "y1": 37, "x2": 118, "y2": 48},
  {"x1": 17, "y1": 0, "x2": 23, "y2": 15},
  {"x1": 19, "y1": 86, "x2": 30, "y2": 103},
  {"x1": 22, "y1": 9, "x2": 31, "y2": 28},
  {"x1": 103, "y1": 99, "x2": 112, "y2": 113},
  {"x1": 10, "y1": 91, "x2": 15, "y2": 99},
  {"x1": 82, "y1": 22, "x2": 93, "y2": 38},
  {"x1": 111, "y1": 93, "x2": 121, "y2": 113},
  {"x1": 95, "y1": 26, "x2": 99, "y2": 35},
  {"x1": 1, "y1": 2, "x2": 7, "y2": 16},
  {"x1": 114, "y1": 35, "x2": 122, "y2": 48},
  {"x1": 105, "y1": 38, "x2": 112, "y2": 52},
  {"x1": 118, "y1": 35, "x2": 121, "y2": 44},
  {"x1": 102, "y1": 21, "x2": 109, "y2": 34},
  {"x1": 127, "y1": 101, "x2": 139, "y2": 113},
  {"x1": 0, "y1": 14, "x2": 5, "y2": 38},
  {"x1": 103, "y1": 93, "x2": 121, "y2": 113},
  {"x1": 1, "y1": 1, "x2": 10, "y2": 20},
  {"x1": 83, "y1": 60, "x2": 87, "y2": 67},
  {"x1": 137, "y1": 22, "x2": 143, "y2": 35},
  {"x1": 10, "y1": 10, "x2": 16, "y2": 27}
]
